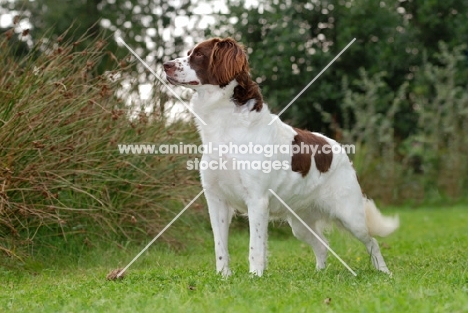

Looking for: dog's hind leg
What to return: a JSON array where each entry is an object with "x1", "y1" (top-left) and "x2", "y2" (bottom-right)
[
  {"x1": 333, "y1": 195, "x2": 392, "y2": 274},
  {"x1": 288, "y1": 214, "x2": 328, "y2": 270}
]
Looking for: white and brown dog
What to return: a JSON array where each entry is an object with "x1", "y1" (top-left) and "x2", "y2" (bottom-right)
[{"x1": 164, "y1": 37, "x2": 399, "y2": 276}]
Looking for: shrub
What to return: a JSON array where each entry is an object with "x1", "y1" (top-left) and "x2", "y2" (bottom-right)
[
  {"x1": 330, "y1": 43, "x2": 468, "y2": 203},
  {"x1": 407, "y1": 43, "x2": 468, "y2": 198},
  {"x1": 0, "y1": 29, "x2": 202, "y2": 260}
]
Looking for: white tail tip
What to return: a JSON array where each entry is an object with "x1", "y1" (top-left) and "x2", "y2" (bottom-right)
[{"x1": 364, "y1": 198, "x2": 399, "y2": 237}]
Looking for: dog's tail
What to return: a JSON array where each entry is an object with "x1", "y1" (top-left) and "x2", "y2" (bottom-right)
[{"x1": 364, "y1": 198, "x2": 399, "y2": 237}]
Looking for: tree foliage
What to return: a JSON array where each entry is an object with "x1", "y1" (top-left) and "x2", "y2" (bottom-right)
[
  {"x1": 207, "y1": 0, "x2": 468, "y2": 138},
  {"x1": 3, "y1": 0, "x2": 200, "y2": 70}
]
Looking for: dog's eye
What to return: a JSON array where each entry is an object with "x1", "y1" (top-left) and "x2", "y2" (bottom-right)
[{"x1": 194, "y1": 51, "x2": 203, "y2": 57}]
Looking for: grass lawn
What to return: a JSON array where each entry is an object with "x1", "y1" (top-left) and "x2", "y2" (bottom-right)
[{"x1": 1, "y1": 205, "x2": 468, "y2": 312}]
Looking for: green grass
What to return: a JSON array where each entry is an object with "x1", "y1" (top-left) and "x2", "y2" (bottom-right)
[{"x1": 1, "y1": 205, "x2": 468, "y2": 313}]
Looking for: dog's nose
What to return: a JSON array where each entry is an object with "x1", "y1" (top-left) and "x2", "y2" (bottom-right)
[{"x1": 163, "y1": 61, "x2": 175, "y2": 72}]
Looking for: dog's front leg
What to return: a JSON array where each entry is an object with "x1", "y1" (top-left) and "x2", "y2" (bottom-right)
[
  {"x1": 205, "y1": 191, "x2": 233, "y2": 277},
  {"x1": 247, "y1": 198, "x2": 269, "y2": 276}
]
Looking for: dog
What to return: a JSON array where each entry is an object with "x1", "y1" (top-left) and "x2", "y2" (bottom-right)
[{"x1": 163, "y1": 37, "x2": 399, "y2": 276}]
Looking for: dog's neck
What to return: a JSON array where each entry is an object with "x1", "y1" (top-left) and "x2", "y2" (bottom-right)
[{"x1": 190, "y1": 80, "x2": 293, "y2": 147}]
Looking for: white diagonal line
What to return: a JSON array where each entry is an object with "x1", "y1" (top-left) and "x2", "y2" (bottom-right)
[
  {"x1": 116, "y1": 37, "x2": 207, "y2": 126},
  {"x1": 268, "y1": 38, "x2": 356, "y2": 125},
  {"x1": 116, "y1": 189, "x2": 205, "y2": 278},
  {"x1": 268, "y1": 189, "x2": 357, "y2": 276}
]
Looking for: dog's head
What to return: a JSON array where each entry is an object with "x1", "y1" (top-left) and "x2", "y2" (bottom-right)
[
  {"x1": 163, "y1": 37, "x2": 247, "y2": 87},
  {"x1": 163, "y1": 37, "x2": 263, "y2": 111}
]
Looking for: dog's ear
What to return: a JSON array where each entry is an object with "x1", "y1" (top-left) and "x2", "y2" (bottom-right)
[{"x1": 209, "y1": 38, "x2": 248, "y2": 87}]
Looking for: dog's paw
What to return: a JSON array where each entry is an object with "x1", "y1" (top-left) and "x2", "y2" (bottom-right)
[
  {"x1": 218, "y1": 268, "x2": 232, "y2": 278},
  {"x1": 249, "y1": 269, "x2": 264, "y2": 277},
  {"x1": 379, "y1": 267, "x2": 392, "y2": 276}
]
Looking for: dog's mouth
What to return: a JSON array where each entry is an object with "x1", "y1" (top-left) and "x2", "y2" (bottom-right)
[{"x1": 166, "y1": 76, "x2": 199, "y2": 86}]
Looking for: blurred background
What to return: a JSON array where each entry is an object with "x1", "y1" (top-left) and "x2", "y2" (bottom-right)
[{"x1": 1, "y1": 0, "x2": 467, "y2": 260}]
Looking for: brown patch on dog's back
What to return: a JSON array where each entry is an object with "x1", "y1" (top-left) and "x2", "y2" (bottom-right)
[{"x1": 291, "y1": 128, "x2": 333, "y2": 177}]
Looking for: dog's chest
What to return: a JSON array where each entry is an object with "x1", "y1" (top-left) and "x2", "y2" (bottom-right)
[{"x1": 200, "y1": 131, "x2": 271, "y2": 214}]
